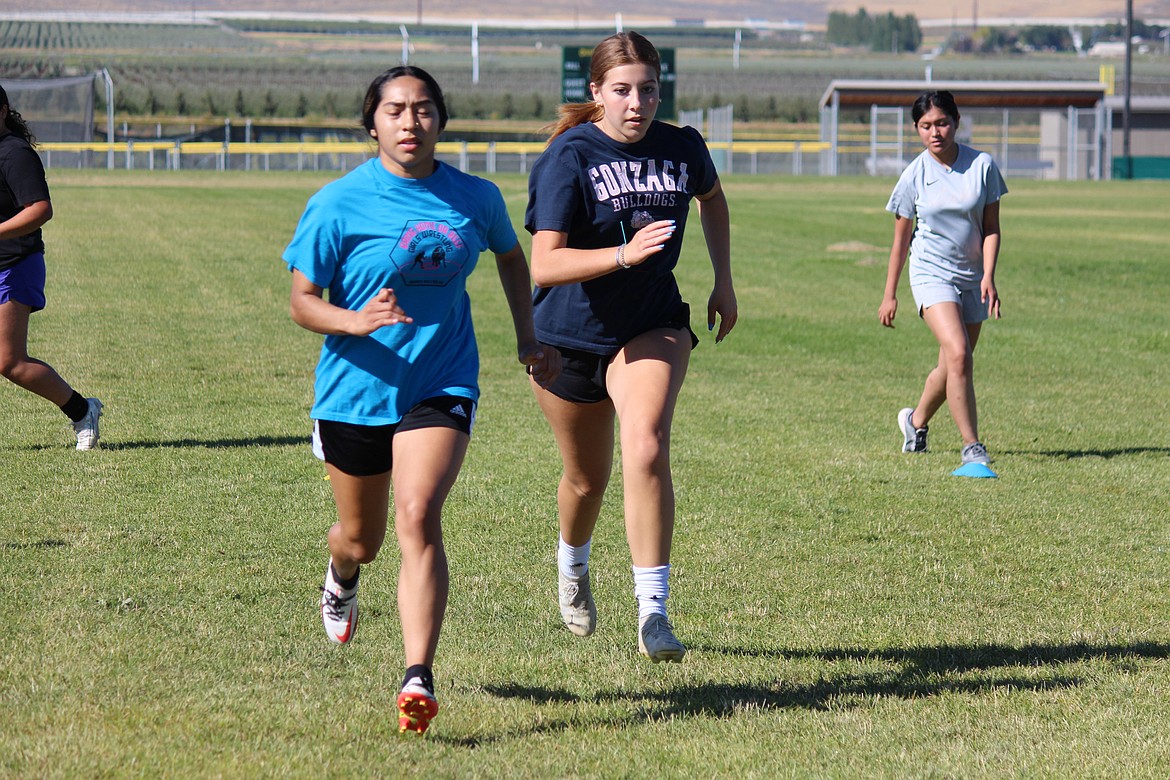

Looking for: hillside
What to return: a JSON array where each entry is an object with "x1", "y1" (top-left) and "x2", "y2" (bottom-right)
[{"x1": 1, "y1": 0, "x2": 1166, "y2": 24}]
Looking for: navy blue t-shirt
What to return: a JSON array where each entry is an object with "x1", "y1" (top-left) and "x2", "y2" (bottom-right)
[
  {"x1": 525, "y1": 120, "x2": 717, "y2": 354},
  {"x1": 0, "y1": 132, "x2": 51, "y2": 270}
]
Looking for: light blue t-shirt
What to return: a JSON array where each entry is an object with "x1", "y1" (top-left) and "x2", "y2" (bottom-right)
[
  {"x1": 283, "y1": 158, "x2": 518, "y2": 425},
  {"x1": 886, "y1": 144, "x2": 1007, "y2": 286}
]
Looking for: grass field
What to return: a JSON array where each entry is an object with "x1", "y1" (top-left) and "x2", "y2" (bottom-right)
[{"x1": 2, "y1": 169, "x2": 1169, "y2": 777}]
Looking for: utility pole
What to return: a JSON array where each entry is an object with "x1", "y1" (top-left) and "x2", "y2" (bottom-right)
[{"x1": 1123, "y1": 0, "x2": 1133, "y2": 177}]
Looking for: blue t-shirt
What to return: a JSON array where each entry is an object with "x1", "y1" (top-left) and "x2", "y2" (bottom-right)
[
  {"x1": 525, "y1": 121, "x2": 717, "y2": 354},
  {"x1": 886, "y1": 144, "x2": 1008, "y2": 287},
  {"x1": 283, "y1": 158, "x2": 518, "y2": 425}
]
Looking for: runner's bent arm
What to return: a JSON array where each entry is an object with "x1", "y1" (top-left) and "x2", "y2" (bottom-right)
[
  {"x1": 0, "y1": 200, "x2": 51, "y2": 240},
  {"x1": 288, "y1": 268, "x2": 412, "y2": 337}
]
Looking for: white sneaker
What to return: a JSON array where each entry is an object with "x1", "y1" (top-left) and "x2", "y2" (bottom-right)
[
  {"x1": 558, "y1": 569, "x2": 596, "y2": 637},
  {"x1": 638, "y1": 614, "x2": 686, "y2": 663},
  {"x1": 72, "y1": 397, "x2": 103, "y2": 451},
  {"x1": 320, "y1": 561, "x2": 358, "y2": 644},
  {"x1": 898, "y1": 407, "x2": 927, "y2": 453}
]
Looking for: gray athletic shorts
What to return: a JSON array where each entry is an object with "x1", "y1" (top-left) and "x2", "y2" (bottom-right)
[{"x1": 911, "y1": 279, "x2": 988, "y2": 324}]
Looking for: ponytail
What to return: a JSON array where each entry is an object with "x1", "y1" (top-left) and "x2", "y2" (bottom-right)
[{"x1": 544, "y1": 101, "x2": 603, "y2": 143}]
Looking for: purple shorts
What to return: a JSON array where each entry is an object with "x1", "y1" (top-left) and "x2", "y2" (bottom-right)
[{"x1": 0, "y1": 252, "x2": 47, "y2": 312}]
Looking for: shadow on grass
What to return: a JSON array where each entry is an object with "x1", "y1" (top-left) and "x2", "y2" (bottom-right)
[
  {"x1": 14, "y1": 434, "x2": 309, "y2": 452},
  {"x1": 458, "y1": 640, "x2": 1170, "y2": 745},
  {"x1": 106, "y1": 435, "x2": 309, "y2": 451},
  {"x1": 0, "y1": 538, "x2": 69, "y2": 550},
  {"x1": 1002, "y1": 446, "x2": 1170, "y2": 459},
  {"x1": 706, "y1": 639, "x2": 1170, "y2": 666}
]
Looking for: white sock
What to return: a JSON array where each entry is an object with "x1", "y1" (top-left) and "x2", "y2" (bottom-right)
[
  {"x1": 633, "y1": 564, "x2": 670, "y2": 622},
  {"x1": 557, "y1": 536, "x2": 591, "y2": 579}
]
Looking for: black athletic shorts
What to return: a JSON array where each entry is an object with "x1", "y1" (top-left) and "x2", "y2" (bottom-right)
[
  {"x1": 313, "y1": 396, "x2": 476, "y2": 477},
  {"x1": 543, "y1": 302, "x2": 699, "y2": 404}
]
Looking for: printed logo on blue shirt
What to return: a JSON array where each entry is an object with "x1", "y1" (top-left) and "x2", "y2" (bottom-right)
[{"x1": 392, "y1": 220, "x2": 470, "y2": 287}]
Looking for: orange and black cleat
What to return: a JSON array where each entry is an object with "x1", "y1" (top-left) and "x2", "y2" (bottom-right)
[{"x1": 397, "y1": 688, "x2": 439, "y2": 734}]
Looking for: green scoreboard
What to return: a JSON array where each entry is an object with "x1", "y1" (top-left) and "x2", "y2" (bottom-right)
[{"x1": 561, "y1": 45, "x2": 676, "y2": 121}]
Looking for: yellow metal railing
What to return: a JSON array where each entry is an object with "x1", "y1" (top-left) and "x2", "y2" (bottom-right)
[{"x1": 38, "y1": 139, "x2": 835, "y2": 174}]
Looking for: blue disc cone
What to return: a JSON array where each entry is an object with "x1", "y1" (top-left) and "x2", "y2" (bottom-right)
[{"x1": 952, "y1": 462, "x2": 998, "y2": 478}]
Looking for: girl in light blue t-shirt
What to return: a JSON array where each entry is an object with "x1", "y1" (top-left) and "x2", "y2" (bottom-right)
[{"x1": 879, "y1": 90, "x2": 1007, "y2": 476}]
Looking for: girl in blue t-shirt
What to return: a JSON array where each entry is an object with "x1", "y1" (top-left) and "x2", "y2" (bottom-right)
[
  {"x1": 879, "y1": 90, "x2": 1007, "y2": 476},
  {"x1": 525, "y1": 32, "x2": 738, "y2": 663},
  {"x1": 0, "y1": 84, "x2": 103, "y2": 450},
  {"x1": 285, "y1": 66, "x2": 559, "y2": 734}
]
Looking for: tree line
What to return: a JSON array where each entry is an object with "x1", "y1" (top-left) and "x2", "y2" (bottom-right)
[
  {"x1": 827, "y1": 7, "x2": 1167, "y2": 54},
  {"x1": 827, "y1": 8, "x2": 923, "y2": 53}
]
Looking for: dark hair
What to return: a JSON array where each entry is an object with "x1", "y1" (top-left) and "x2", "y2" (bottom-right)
[
  {"x1": 0, "y1": 84, "x2": 37, "y2": 148},
  {"x1": 912, "y1": 90, "x2": 960, "y2": 125},
  {"x1": 360, "y1": 66, "x2": 449, "y2": 133},
  {"x1": 546, "y1": 31, "x2": 661, "y2": 142}
]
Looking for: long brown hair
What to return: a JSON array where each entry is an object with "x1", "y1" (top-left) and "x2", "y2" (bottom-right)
[
  {"x1": 0, "y1": 84, "x2": 37, "y2": 148},
  {"x1": 545, "y1": 31, "x2": 661, "y2": 143}
]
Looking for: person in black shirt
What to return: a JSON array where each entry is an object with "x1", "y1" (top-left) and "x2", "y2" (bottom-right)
[
  {"x1": 0, "y1": 84, "x2": 102, "y2": 449},
  {"x1": 525, "y1": 32, "x2": 737, "y2": 662}
]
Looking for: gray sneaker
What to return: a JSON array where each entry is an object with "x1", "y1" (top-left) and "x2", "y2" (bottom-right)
[
  {"x1": 558, "y1": 570, "x2": 596, "y2": 637},
  {"x1": 72, "y1": 398, "x2": 103, "y2": 451},
  {"x1": 961, "y1": 441, "x2": 991, "y2": 465},
  {"x1": 638, "y1": 614, "x2": 686, "y2": 663},
  {"x1": 898, "y1": 407, "x2": 927, "y2": 453}
]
